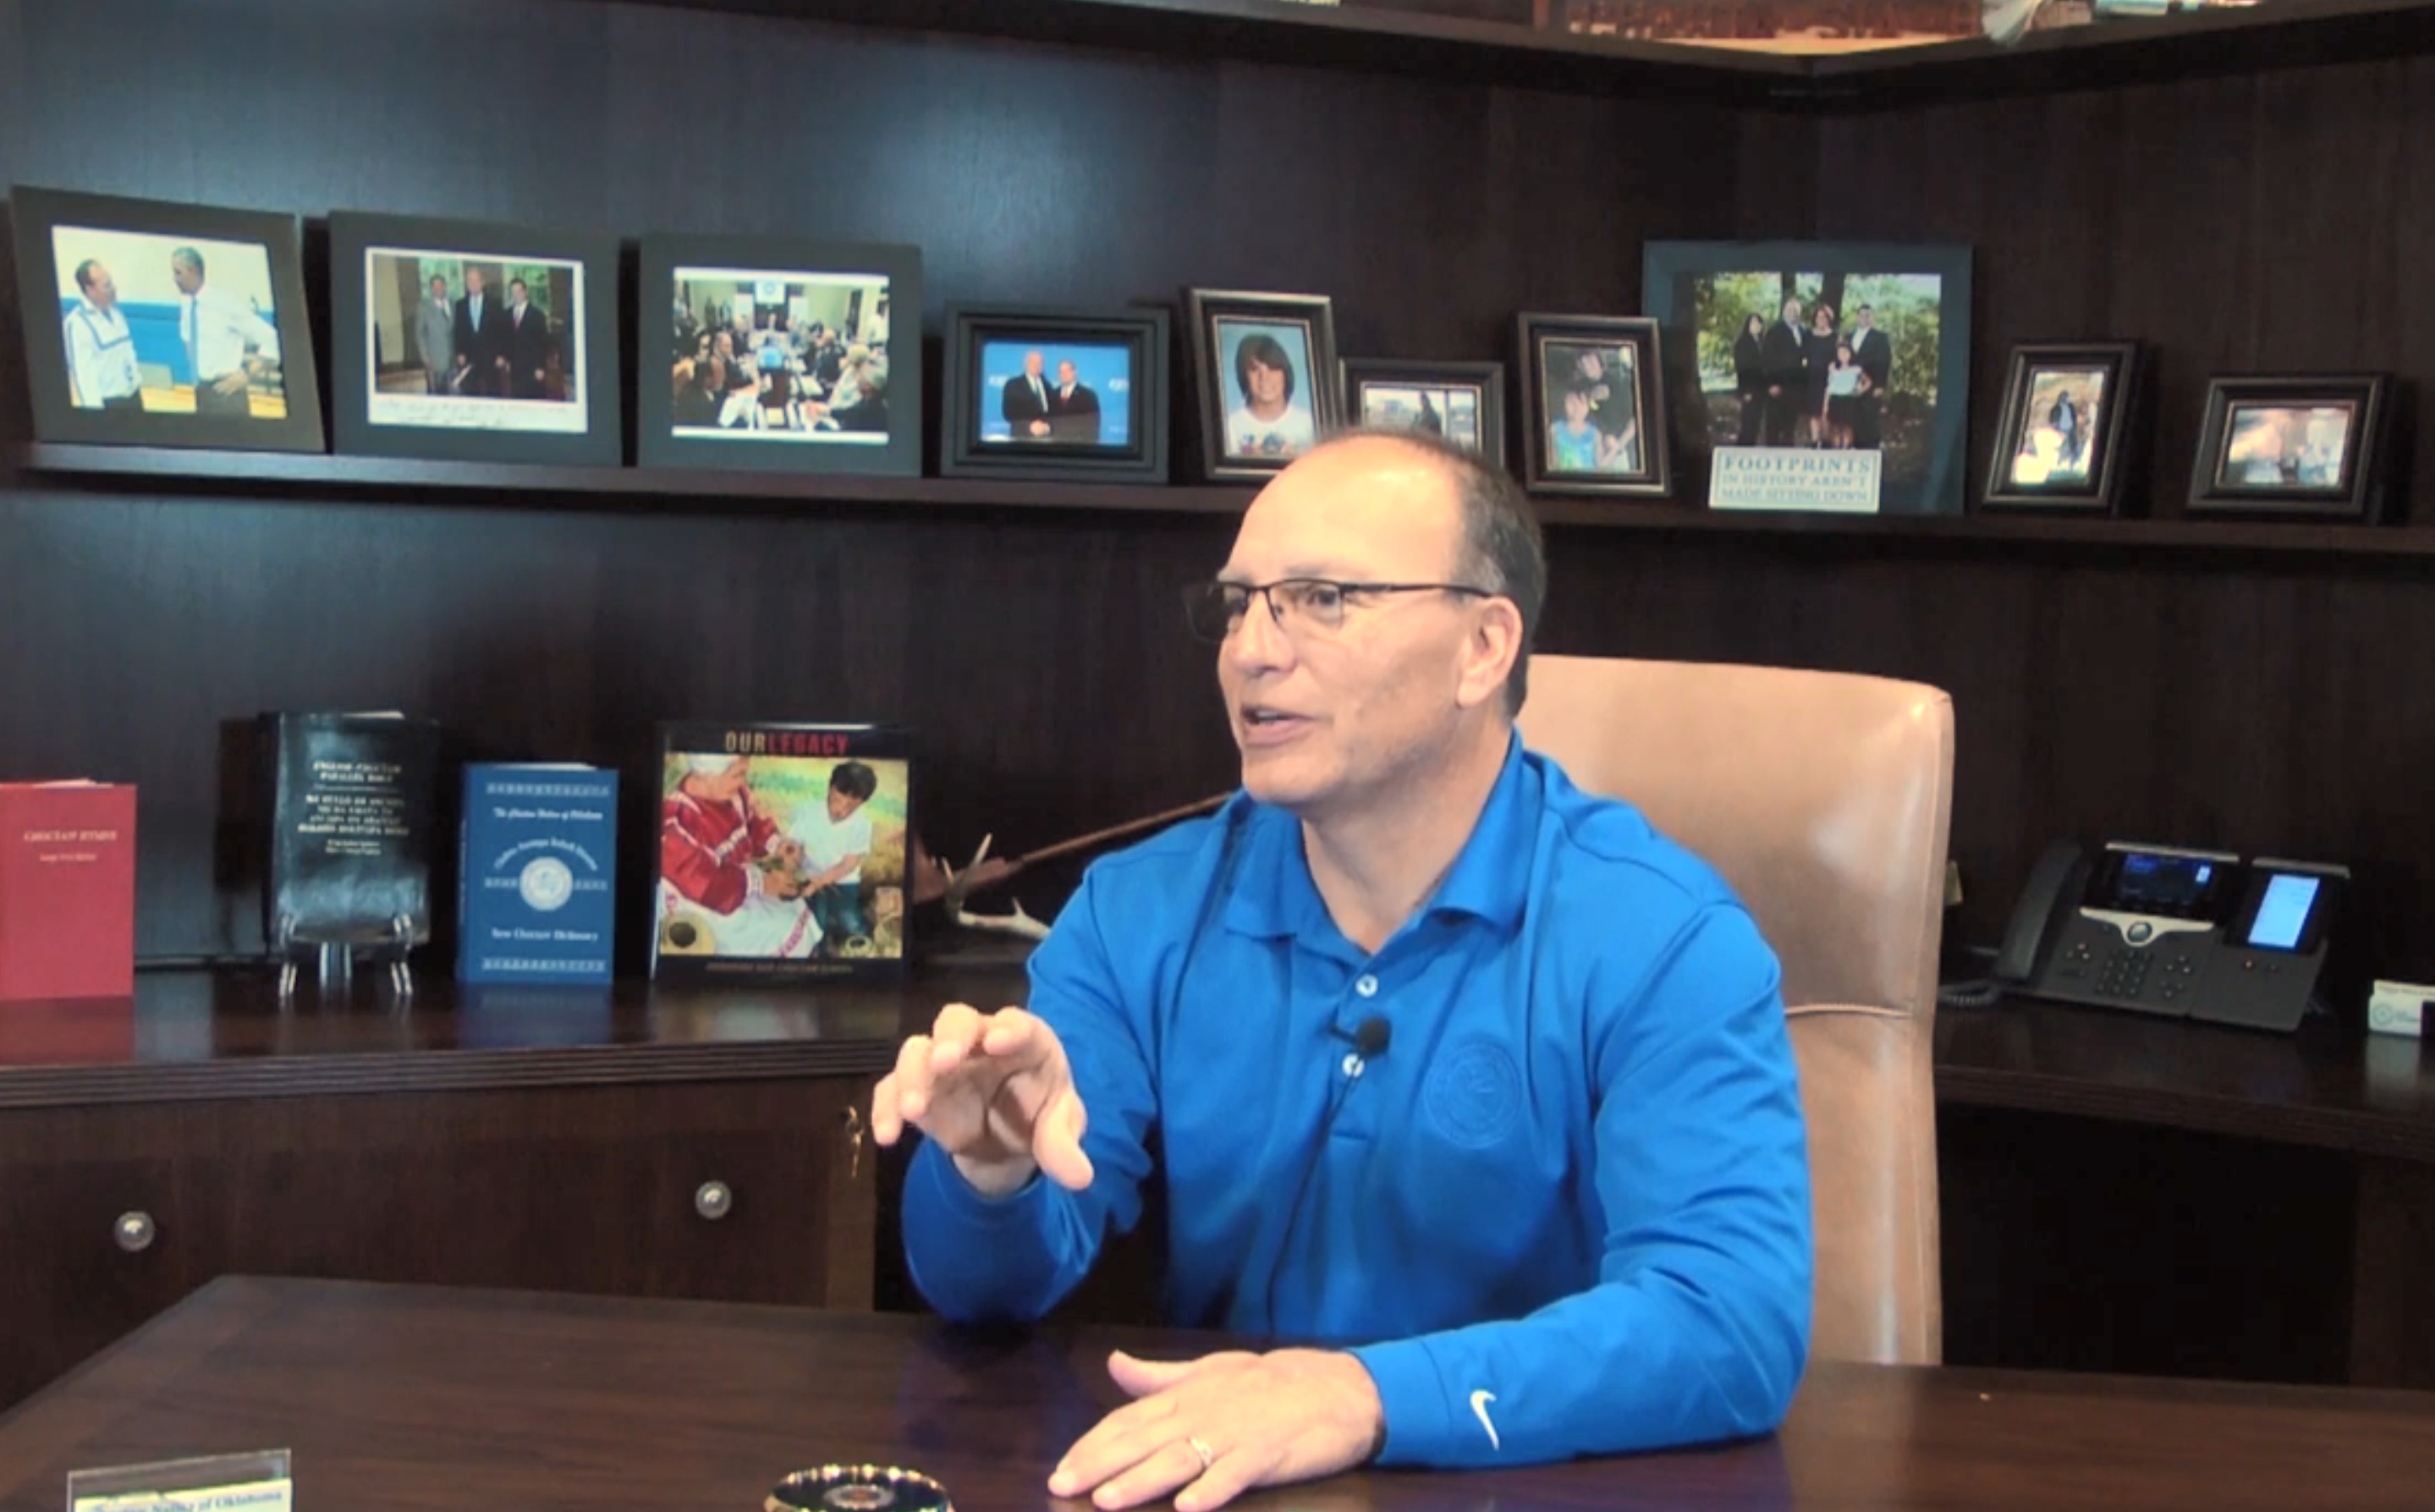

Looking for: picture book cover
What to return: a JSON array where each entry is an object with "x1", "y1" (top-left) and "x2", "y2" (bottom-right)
[
  {"x1": 652, "y1": 721, "x2": 912, "y2": 982},
  {"x1": 457, "y1": 762, "x2": 618, "y2": 986}
]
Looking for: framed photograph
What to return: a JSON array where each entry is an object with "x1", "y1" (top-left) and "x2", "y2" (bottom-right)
[
  {"x1": 1516, "y1": 315, "x2": 1668, "y2": 497},
  {"x1": 1981, "y1": 341, "x2": 2146, "y2": 514},
  {"x1": 327, "y1": 211, "x2": 621, "y2": 466},
  {"x1": 637, "y1": 234, "x2": 921, "y2": 477},
  {"x1": 1641, "y1": 240, "x2": 1975, "y2": 515},
  {"x1": 1340, "y1": 358, "x2": 1506, "y2": 469},
  {"x1": 939, "y1": 304, "x2": 1169, "y2": 483},
  {"x1": 1185, "y1": 288, "x2": 1340, "y2": 481},
  {"x1": 2186, "y1": 374, "x2": 2397, "y2": 521},
  {"x1": 8, "y1": 184, "x2": 323, "y2": 454}
]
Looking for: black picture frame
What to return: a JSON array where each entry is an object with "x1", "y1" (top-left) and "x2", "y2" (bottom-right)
[
  {"x1": 1339, "y1": 357, "x2": 1507, "y2": 470},
  {"x1": 637, "y1": 234, "x2": 921, "y2": 477},
  {"x1": 1640, "y1": 239, "x2": 1975, "y2": 515},
  {"x1": 9, "y1": 183, "x2": 325, "y2": 454},
  {"x1": 1185, "y1": 288, "x2": 1340, "y2": 481},
  {"x1": 939, "y1": 304, "x2": 1170, "y2": 483},
  {"x1": 327, "y1": 211, "x2": 622, "y2": 467},
  {"x1": 1516, "y1": 314, "x2": 1668, "y2": 497},
  {"x1": 1980, "y1": 340, "x2": 2146, "y2": 515},
  {"x1": 2186, "y1": 373, "x2": 2397, "y2": 522}
]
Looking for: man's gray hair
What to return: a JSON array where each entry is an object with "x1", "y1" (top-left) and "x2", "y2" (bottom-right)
[{"x1": 1329, "y1": 426, "x2": 1547, "y2": 716}]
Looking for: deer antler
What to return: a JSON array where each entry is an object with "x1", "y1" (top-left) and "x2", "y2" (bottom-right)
[{"x1": 933, "y1": 833, "x2": 1047, "y2": 938}]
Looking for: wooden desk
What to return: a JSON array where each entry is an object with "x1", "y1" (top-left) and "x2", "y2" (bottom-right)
[{"x1": 3, "y1": 1275, "x2": 2433, "y2": 1511}]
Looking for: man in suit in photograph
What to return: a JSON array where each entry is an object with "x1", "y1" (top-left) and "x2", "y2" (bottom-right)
[
  {"x1": 1760, "y1": 295, "x2": 1806, "y2": 447},
  {"x1": 504, "y1": 278, "x2": 552, "y2": 399},
  {"x1": 454, "y1": 266, "x2": 507, "y2": 398},
  {"x1": 1847, "y1": 304, "x2": 1890, "y2": 449},
  {"x1": 417, "y1": 274, "x2": 456, "y2": 394},
  {"x1": 1047, "y1": 358, "x2": 1102, "y2": 444},
  {"x1": 1003, "y1": 349, "x2": 1055, "y2": 440}
]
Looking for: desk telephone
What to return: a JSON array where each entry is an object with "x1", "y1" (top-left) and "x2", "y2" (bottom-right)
[{"x1": 1991, "y1": 840, "x2": 2351, "y2": 1031}]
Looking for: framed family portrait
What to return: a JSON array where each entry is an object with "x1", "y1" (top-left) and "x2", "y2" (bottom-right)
[
  {"x1": 2186, "y1": 373, "x2": 2397, "y2": 522},
  {"x1": 939, "y1": 304, "x2": 1169, "y2": 483},
  {"x1": 1641, "y1": 239, "x2": 1975, "y2": 515},
  {"x1": 1981, "y1": 341, "x2": 2146, "y2": 515},
  {"x1": 1185, "y1": 288, "x2": 1340, "y2": 481},
  {"x1": 1516, "y1": 315, "x2": 1668, "y2": 497},
  {"x1": 1340, "y1": 358, "x2": 1506, "y2": 469},
  {"x1": 327, "y1": 211, "x2": 621, "y2": 465},
  {"x1": 9, "y1": 184, "x2": 323, "y2": 453},
  {"x1": 638, "y1": 234, "x2": 921, "y2": 477}
]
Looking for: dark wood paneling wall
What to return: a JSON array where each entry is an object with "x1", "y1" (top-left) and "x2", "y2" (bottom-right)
[{"x1": 0, "y1": 0, "x2": 1740, "y2": 961}]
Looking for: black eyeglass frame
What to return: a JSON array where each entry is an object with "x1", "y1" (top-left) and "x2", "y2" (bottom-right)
[{"x1": 1181, "y1": 577, "x2": 1497, "y2": 642}]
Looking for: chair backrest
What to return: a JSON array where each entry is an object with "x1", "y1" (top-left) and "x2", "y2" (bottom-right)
[{"x1": 1515, "y1": 653, "x2": 1954, "y2": 1366}]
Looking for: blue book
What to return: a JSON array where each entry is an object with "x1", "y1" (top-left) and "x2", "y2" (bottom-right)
[{"x1": 457, "y1": 763, "x2": 618, "y2": 985}]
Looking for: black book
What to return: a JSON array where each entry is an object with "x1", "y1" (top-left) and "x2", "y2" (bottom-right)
[{"x1": 261, "y1": 711, "x2": 443, "y2": 956}]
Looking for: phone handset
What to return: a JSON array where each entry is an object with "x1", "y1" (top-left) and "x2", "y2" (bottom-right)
[{"x1": 1993, "y1": 839, "x2": 2086, "y2": 987}]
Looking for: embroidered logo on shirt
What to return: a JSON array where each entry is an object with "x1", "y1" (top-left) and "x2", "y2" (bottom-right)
[
  {"x1": 1423, "y1": 1040, "x2": 1522, "y2": 1150},
  {"x1": 1468, "y1": 1389, "x2": 1501, "y2": 1450}
]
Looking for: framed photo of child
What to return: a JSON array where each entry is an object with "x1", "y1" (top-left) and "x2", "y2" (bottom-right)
[{"x1": 1516, "y1": 313, "x2": 1670, "y2": 498}]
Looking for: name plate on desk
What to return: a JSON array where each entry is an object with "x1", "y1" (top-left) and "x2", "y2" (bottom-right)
[
  {"x1": 68, "y1": 1450, "x2": 290, "y2": 1512},
  {"x1": 1707, "y1": 447, "x2": 1883, "y2": 514}
]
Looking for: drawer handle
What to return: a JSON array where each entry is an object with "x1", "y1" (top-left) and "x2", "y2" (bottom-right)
[
  {"x1": 114, "y1": 1210, "x2": 157, "y2": 1253},
  {"x1": 694, "y1": 1179, "x2": 733, "y2": 1221}
]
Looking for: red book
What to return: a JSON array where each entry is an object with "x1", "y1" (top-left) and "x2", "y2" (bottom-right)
[{"x1": 0, "y1": 782, "x2": 137, "y2": 1002}]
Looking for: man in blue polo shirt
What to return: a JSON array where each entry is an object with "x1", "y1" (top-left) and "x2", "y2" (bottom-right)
[{"x1": 871, "y1": 430, "x2": 1811, "y2": 1511}]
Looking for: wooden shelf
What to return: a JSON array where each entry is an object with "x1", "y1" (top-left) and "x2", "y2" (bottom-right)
[
  {"x1": 19, "y1": 443, "x2": 2435, "y2": 559},
  {"x1": 604, "y1": 0, "x2": 2435, "y2": 107},
  {"x1": 9, "y1": 443, "x2": 1255, "y2": 519}
]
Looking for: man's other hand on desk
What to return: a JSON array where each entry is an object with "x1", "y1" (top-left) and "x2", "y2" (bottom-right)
[
  {"x1": 1050, "y1": 1348, "x2": 1385, "y2": 1512},
  {"x1": 871, "y1": 1003, "x2": 1095, "y2": 1196}
]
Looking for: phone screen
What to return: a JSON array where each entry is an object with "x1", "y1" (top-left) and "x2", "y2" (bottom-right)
[{"x1": 2245, "y1": 873, "x2": 2321, "y2": 950}]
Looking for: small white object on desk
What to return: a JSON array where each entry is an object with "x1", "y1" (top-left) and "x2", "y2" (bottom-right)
[{"x1": 2366, "y1": 979, "x2": 2432, "y2": 1038}]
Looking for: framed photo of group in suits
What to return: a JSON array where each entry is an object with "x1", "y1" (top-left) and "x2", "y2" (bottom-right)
[
  {"x1": 1980, "y1": 341, "x2": 2146, "y2": 515},
  {"x1": 638, "y1": 234, "x2": 922, "y2": 478},
  {"x1": 327, "y1": 211, "x2": 623, "y2": 466},
  {"x1": 9, "y1": 184, "x2": 324, "y2": 454},
  {"x1": 1185, "y1": 288, "x2": 1341, "y2": 481},
  {"x1": 2185, "y1": 372, "x2": 2398, "y2": 522},
  {"x1": 939, "y1": 305, "x2": 1170, "y2": 483}
]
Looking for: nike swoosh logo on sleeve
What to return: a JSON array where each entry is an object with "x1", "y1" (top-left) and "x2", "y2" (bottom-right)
[{"x1": 1468, "y1": 1388, "x2": 1501, "y2": 1450}]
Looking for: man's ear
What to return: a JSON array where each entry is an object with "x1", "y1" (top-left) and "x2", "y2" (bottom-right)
[{"x1": 1454, "y1": 598, "x2": 1523, "y2": 712}]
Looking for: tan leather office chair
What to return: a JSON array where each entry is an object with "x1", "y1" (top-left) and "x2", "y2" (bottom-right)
[{"x1": 1515, "y1": 654, "x2": 1954, "y2": 1366}]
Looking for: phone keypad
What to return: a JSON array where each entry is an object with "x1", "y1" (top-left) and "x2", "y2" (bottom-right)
[{"x1": 2092, "y1": 944, "x2": 2200, "y2": 1003}]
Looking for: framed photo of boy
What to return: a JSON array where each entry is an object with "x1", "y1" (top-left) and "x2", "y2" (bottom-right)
[
  {"x1": 2186, "y1": 373, "x2": 2397, "y2": 522},
  {"x1": 1517, "y1": 314, "x2": 1668, "y2": 498},
  {"x1": 638, "y1": 234, "x2": 921, "y2": 477},
  {"x1": 1185, "y1": 288, "x2": 1340, "y2": 481},
  {"x1": 939, "y1": 305, "x2": 1169, "y2": 483},
  {"x1": 1340, "y1": 358, "x2": 1506, "y2": 470},
  {"x1": 327, "y1": 211, "x2": 621, "y2": 466},
  {"x1": 1641, "y1": 239, "x2": 1974, "y2": 515},
  {"x1": 1980, "y1": 341, "x2": 2146, "y2": 515},
  {"x1": 10, "y1": 184, "x2": 324, "y2": 454}
]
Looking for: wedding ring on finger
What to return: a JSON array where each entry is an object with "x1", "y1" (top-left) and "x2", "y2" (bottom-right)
[{"x1": 1185, "y1": 1435, "x2": 1217, "y2": 1473}]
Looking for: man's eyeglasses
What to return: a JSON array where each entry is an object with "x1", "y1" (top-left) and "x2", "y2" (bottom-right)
[{"x1": 1181, "y1": 578, "x2": 1494, "y2": 643}]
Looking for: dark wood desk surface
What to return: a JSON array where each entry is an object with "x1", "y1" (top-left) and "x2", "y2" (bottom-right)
[{"x1": 3, "y1": 1276, "x2": 2433, "y2": 1512}]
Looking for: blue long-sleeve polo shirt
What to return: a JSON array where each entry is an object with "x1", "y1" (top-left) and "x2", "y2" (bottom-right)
[{"x1": 901, "y1": 733, "x2": 1813, "y2": 1468}]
